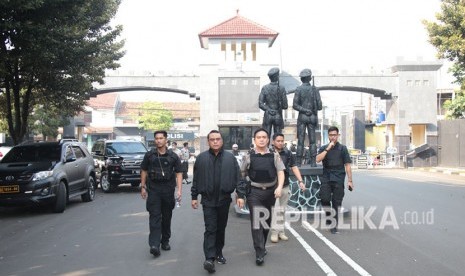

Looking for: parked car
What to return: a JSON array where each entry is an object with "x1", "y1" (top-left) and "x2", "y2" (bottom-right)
[
  {"x1": 91, "y1": 139, "x2": 148, "y2": 193},
  {"x1": 0, "y1": 141, "x2": 96, "y2": 213},
  {"x1": 0, "y1": 146, "x2": 12, "y2": 160}
]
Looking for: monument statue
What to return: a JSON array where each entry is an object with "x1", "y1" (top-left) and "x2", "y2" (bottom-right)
[
  {"x1": 293, "y1": 68, "x2": 322, "y2": 166},
  {"x1": 259, "y1": 67, "x2": 288, "y2": 136}
]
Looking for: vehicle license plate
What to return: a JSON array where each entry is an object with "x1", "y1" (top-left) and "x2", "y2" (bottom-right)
[
  {"x1": 0, "y1": 185, "x2": 19, "y2": 194},
  {"x1": 133, "y1": 170, "x2": 140, "y2": 174}
]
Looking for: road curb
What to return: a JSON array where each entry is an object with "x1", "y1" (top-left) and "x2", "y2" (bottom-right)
[{"x1": 413, "y1": 167, "x2": 465, "y2": 177}]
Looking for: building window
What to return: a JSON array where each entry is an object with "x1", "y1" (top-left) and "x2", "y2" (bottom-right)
[
  {"x1": 219, "y1": 126, "x2": 259, "y2": 150},
  {"x1": 423, "y1": 80, "x2": 430, "y2": 86},
  {"x1": 254, "y1": 79, "x2": 260, "y2": 85},
  {"x1": 241, "y1": 41, "x2": 247, "y2": 61},
  {"x1": 219, "y1": 77, "x2": 260, "y2": 113},
  {"x1": 251, "y1": 42, "x2": 256, "y2": 61},
  {"x1": 220, "y1": 79, "x2": 226, "y2": 85},
  {"x1": 221, "y1": 41, "x2": 226, "y2": 60},
  {"x1": 414, "y1": 80, "x2": 421, "y2": 86},
  {"x1": 407, "y1": 80, "x2": 413, "y2": 86},
  {"x1": 231, "y1": 42, "x2": 237, "y2": 61}
]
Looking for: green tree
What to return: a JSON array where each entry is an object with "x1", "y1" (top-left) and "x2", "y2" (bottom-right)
[
  {"x1": 137, "y1": 102, "x2": 173, "y2": 131},
  {"x1": 424, "y1": 0, "x2": 465, "y2": 118},
  {"x1": 0, "y1": 0, "x2": 124, "y2": 144},
  {"x1": 443, "y1": 91, "x2": 465, "y2": 119},
  {"x1": 30, "y1": 105, "x2": 70, "y2": 141}
]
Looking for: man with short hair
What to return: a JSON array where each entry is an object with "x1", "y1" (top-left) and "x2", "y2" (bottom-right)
[
  {"x1": 237, "y1": 128, "x2": 285, "y2": 266},
  {"x1": 270, "y1": 133, "x2": 306, "y2": 243},
  {"x1": 316, "y1": 126, "x2": 354, "y2": 234},
  {"x1": 140, "y1": 130, "x2": 183, "y2": 257},
  {"x1": 231, "y1": 144, "x2": 240, "y2": 156},
  {"x1": 180, "y1": 142, "x2": 194, "y2": 184},
  {"x1": 191, "y1": 130, "x2": 242, "y2": 273},
  {"x1": 171, "y1": 141, "x2": 182, "y2": 158}
]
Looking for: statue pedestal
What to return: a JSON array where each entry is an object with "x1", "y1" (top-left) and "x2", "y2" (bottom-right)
[{"x1": 288, "y1": 165, "x2": 323, "y2": 212}]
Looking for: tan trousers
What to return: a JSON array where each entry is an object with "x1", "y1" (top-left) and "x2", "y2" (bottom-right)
[{"x1": 271, "y1": 185, "x2": 290, "y2": 235}]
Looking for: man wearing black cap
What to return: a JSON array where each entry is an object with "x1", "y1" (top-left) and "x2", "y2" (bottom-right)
[
  {"x1": 259, "y1": 67, "x2": 288, "y2": 136},
  {"x1": 293, "y1": 68, "x2": 322, "y2": 166}
]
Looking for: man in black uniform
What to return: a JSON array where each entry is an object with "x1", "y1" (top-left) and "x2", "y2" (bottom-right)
[
  {"x1": 270, "y1": 133, "x2": 306, "y2": 243},
  {"x1": 237, "y1": 128, "x2": 285, "y2": 266},
  {"x1": 259, "y1": 67, "x2": 288, "y2": 136},
  {"x1": 191, "y1": 130, "x2": 243, "y2": 273},
  {"x1": 293, "y1": 68, "x2": 322, "y2": 166},
  {"x1": 316, "y1": 126, "x2": 354, "y2": 234},
  {"x1": 140, "y1": 130, "x2": 183, "y2": 257}
]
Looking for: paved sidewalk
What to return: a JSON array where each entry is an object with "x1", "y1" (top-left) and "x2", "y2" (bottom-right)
[{"x1": 408, "y1": 166, "x2": 465, "y2": 177}]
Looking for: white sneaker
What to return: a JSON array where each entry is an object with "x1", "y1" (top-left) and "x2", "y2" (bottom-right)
[
  {"x1": 270, "y1": 233, "x2": 279, "y2": 243},
  {"x1": 278, "y1": 232, "x2": 289, "y2": 241}
]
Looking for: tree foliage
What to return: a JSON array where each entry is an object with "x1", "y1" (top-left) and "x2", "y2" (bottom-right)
[
  {"x1": 424, "y1": 0, "x2": 465, "y2": 118},
  {"x1": 443, "y1": 91, "x2": 465, "y2": 119},
  {"x1": 0, "y1": 0, "x2": 124, "y2": 144},
  {"x1": 30, "y1": 105, "x2": 70, "y2": 141},
  {"x1": 137, "y1": 102, "x2": 173, "y2": 132}
]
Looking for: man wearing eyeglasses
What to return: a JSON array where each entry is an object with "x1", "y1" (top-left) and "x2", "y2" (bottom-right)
[{"x1": 316, "y1": 126, "x2": 353, "y2": 234}]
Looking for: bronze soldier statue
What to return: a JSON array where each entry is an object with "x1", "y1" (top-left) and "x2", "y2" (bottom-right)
[
  {"x1": 259, "y1": 67, "x2": 288, "y2": 136},
  {"x1": 293, "y1": 69, "x2": 322, "y2": 167}
]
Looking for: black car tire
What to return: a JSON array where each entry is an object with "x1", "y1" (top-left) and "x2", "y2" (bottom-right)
[
  {"x1": 82, "y1": 176, "x2": 96, "y2": 202},
  {"x1": 100, "y1": 171, "x2": 115, "y2": 193},
  {"x1": 52, "y1": 181, "x2": 67, "y2": 213}
]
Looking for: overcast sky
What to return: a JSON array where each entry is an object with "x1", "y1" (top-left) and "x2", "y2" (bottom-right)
[{"x1": 112, "y1": 0, "x2": 448, "y2": 76}]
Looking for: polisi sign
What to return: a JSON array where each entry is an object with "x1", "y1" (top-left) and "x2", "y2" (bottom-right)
[
  {"x1": 168, "y1": 133, "x2": 184, "y2": 139},
  {"x1": 167, "y1": 132, "x2": 195, "y2": 140},
  {"x1": 146, "y1": 132, "x2": 195, "y2": 141}
]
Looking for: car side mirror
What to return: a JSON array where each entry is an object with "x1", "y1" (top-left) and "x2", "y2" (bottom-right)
[{"x1": 94, "y1": 150, "x2": 101, "y2": 155}]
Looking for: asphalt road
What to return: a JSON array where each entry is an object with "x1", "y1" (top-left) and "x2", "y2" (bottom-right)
[{"x1": 0, "y1": 169, "x2": 464, "y2": 276}]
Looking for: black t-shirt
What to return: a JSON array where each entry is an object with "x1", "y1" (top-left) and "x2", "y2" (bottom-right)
[
  {"x1": 278, "y1": 148, "x2": 296, "y2": 186},
  {"x1": 318, "y1": 143, "x2": 351, "y2": 184},
  {"x1": 141, "y1": 149, "x2": 182, "y2": 187}
]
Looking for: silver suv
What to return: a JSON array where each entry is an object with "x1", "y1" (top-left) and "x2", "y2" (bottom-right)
[{"x1": 91, "y1": 139, "x2": 148, "y2": 193}]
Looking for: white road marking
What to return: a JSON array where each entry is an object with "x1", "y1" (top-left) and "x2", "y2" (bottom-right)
[
  {"x1": 300, "y1": 221, "x2": 372, "y2": 276},
  {"x1": 286, "y1": 222, "x2": 337, "y2": 276}
]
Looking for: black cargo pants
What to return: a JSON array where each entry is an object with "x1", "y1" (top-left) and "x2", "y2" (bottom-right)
[{"x1": 146, "y1": 184, "x2": 175, "y2": 248}]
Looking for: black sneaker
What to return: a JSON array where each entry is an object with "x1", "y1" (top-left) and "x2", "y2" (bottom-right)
[
  {"x1": 255, "y1": 256, "x2": 264, "y2": 266},
  {"x1": 330, "y1": 228, "x2": 339, "y2": 234},
  {"x1": 203, "y1": 259, "x2": 216, "y2": 273},
  {"x1": 161, "y1": 242, "x2": 171, "y2": 251},
  {"x1": 216, "y1": 255, "x2": 227, "y2": 264},
  {"x1": 150, "y1": 246, "x2": 160, "y2": 257}
]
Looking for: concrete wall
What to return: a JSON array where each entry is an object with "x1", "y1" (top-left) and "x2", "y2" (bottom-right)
[{"x1": 438, "y1": 119, "x2": 465, "y2": 167}]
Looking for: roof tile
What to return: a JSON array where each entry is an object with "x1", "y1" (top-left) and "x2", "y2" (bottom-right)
[{"x1": 199, "y1": 14, "x2": 278, "y2": 48}]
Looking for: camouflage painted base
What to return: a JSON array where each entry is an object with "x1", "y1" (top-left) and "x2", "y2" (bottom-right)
[{"x1": 288, "y1": 165, "x2": 323, "y2": 211}]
